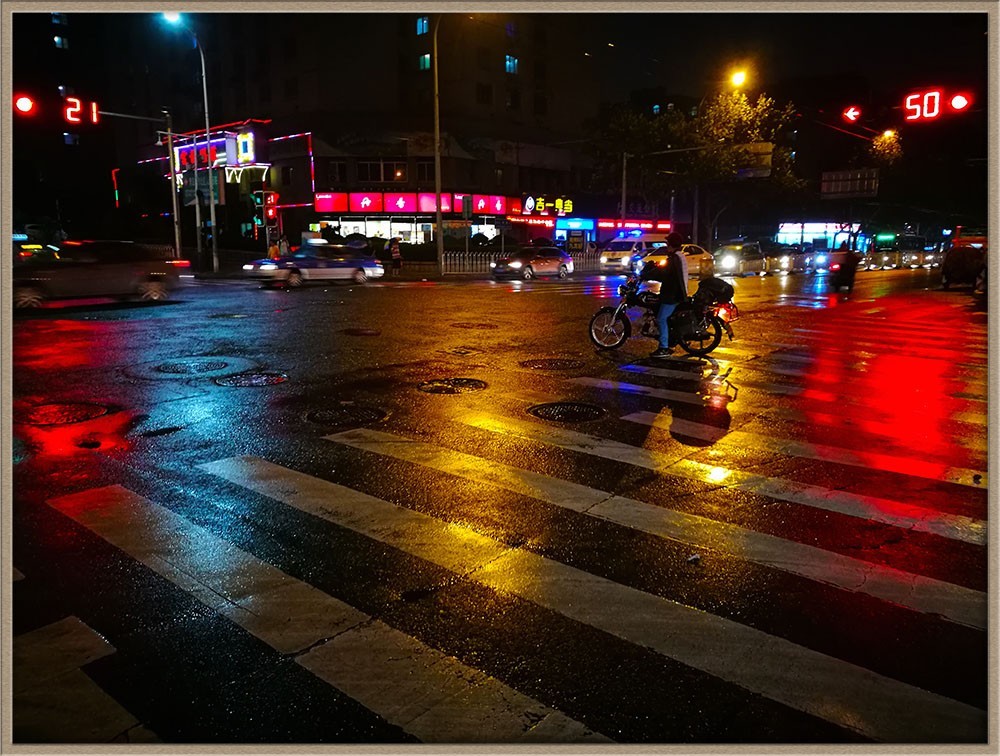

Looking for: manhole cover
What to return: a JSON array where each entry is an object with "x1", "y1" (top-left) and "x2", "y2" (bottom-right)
[
  {"x1": 341, "y1": 328, "x2": 381, "y2": 336},
  {"x1": 19, "y1": 402, "x2": 110, "y2": 426},
  {"x1": 156, "y1": 359, "x2": 230, "y2": 374},
  {"x1": 417, "y1": 378, "x2": 488, "y2": 394},
  {"x1": 306, "y1": 403, "x2": 388, "y2": 428},
  {"x1": 519, "y1": 358, "x2": 586, "y2": 371},
  {"x1": 215, "y1": 372, "x2": 288, "y2": 387},
  {"x1": 443, "y1": 347, "x2": 483, "y2": 356},
  {"x1": 527, "y1": 402, "x2": 607, "y2": 423},
  {"x1": 450, "y1": 322, "x2": 499, "y2": 330}
]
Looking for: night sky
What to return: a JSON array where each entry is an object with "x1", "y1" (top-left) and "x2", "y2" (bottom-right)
[{"x1": 587, "y1": 11, "x2": 989, "y2": 101}]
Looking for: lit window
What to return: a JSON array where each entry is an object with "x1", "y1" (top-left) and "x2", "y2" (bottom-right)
[
  {"x1": 652, "y1": 104, "x2": 661, "y2": 115},
  {"x1": 53, "y1": 35, "x2": 69, "y2": 49},
  {"x1": 57, "y1": 84, "x2": 73, "y2": 97},
  {"x1": 51, "y1": 12, "x2": 68, "y2": 25},
  {"x1": 63, "y1": 132, "x2": 79, "y2": 146},
  {"x1": 416, "y1": 16, "x2": 429, "y2": 35},
  {"x1": 505, "y1": 54, "x2": 518, "y2": 74},
  {"x1": 419, "y1": 53, "x2": 431, "y2": 71}
]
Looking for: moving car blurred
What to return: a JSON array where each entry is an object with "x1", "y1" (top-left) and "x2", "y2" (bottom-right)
[
  {"x1": 13, "y1": 239, "x2": 189, "y2": 308},
  {"x1": 490, "y1": 246, "x2": 574, "y2": 279},
  {"x1": 940, "y1": 244, "x2": 986, "y2": 290},
  {"x1": 633, "y1": 244, "x2": 715, "y2": 279},
  {"x1": 713, "y1": 241, "x2": 769, "y2": 277},
  {"x1": 242, "y1": 241, "x2": 384, "y2": 286}
]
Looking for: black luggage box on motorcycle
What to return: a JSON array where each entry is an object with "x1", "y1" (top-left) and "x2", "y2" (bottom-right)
[{"x1": 694, "y1": 276, "x2": 735, "y2": 304}]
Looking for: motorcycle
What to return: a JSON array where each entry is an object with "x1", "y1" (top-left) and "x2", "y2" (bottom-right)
[{"x1": 588, "y1": 276, "x2": 739, "y2": 356}]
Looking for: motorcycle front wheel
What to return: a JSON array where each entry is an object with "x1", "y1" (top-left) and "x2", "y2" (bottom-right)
[
  {"x1": 677, "y1": 315, "x2": 724, "y2": 356},
  {"x1": 589, "y1": 307, "x2": 631, "y2": 349}
]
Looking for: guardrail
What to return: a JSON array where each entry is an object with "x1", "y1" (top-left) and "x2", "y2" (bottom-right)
[{"x1": 441, "y1": 250, "x2": 602, "y2": 274}]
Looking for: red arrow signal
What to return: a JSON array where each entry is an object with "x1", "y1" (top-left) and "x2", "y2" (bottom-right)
[{"x1": 842, "y1": 106, "x2": 861, "y2": 122}]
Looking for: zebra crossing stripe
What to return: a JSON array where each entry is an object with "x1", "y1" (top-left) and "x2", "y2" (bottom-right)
[
  {"x1": 456, "y1": 414, "x2": 986, "y2": 546},
  {"x1": 200, "y1": 456, "x2": 985, "y2": 742},
  {"x1": 324, "y1": 427, "x2": 985, "y2": 630},
  {"x1": 622, "y1": 410, "x2": 987, "y2": 489},
  {"x1": 568, "y1": 377, "x2": 716, "y2": 405},
  {"x1": 46, "y1": 485, "x2": 605, "y2": 744},
  {"x1": 13, "y1": 616, "x2": 156, "y2": 742}
]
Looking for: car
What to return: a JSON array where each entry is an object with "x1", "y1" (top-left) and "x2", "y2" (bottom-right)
[
  {"x1": 12, "y1": 239, "x2": 189, "y2": 308},
  {"x1": 940, "y1": 244, "x2": 987, "y2": 290},
  {"x1": 598, "y1": 234, "x2": 671, "y2": 275},
  {"x1": 762, "y1": 242, "x2": 809, "y2": 274},
  {"x1": 242, "y1": 241, "x2": 384, "y2": 286},
  {"x1": 634, "y1": 243, "x2": 715, "y2": 280},
  {"x1": 490, "y1": 246, "x2": 574, "y2": 279},
  {"x1": 712, "y1": 242, "x2": 769, "y2": 277}
]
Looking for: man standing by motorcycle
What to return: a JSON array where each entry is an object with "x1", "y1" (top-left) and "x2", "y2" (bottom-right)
[{"x1": 640, "y1": 231, "x2": 689, "y2": 358}]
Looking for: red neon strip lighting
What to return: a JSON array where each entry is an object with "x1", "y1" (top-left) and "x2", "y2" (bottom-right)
[
  {"x1": 276, "y1": 203, "x2": 314, "y2": 209},
  {"x1": 111, "y1": 168, "x2": 120, "y2": 209},
  {"x1": 308, "y1": 133, "x2": 315, "y2": 193},
  {"x1": 176, "y1": 117, "x2": 271, "y2": 137}
]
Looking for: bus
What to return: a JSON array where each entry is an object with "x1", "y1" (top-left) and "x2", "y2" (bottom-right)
[{"x1": 867, "y1": 233, "x2": 938, "y2": 269}]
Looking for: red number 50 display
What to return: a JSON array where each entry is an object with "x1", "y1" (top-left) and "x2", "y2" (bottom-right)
[{"x1": 904, "y1": 89, "x2": 972, "y2": 121}]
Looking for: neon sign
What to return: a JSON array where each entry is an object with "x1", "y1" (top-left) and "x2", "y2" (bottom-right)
[
  {"x1": 314, "y1": 192, "x2": 348, "y2": 212},
  {"x1": 903, "y1": 89, "x2": 972, "y2": 121},
  {"x1": 384, "y1": 192, "x2": 417, "y2": 212},
  {"x1": 597, "y1": 219, "x2": 671, "y2": 230},
  {"x1": 237, "y1": 132, "x2": 256, "y2": 164},
  {"x1": 349, "y1": 192, "x2": 383, "y2": 212},
  {"x1": 417, "y1": 193, "x2": 453, "y2": 212},
  {"x1": 63, "y1": 96, "x2": 99, "y2": 124},
  {"x1": 521, "y1": 194, "x2": 574, "y2": 216}
]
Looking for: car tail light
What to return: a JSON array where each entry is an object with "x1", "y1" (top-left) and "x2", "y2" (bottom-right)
[
  {"x1": 166, "y1": 259, "x2": 191, "y2": 267},
  {"x1": 830, "y1": 263, "x2": 841, "y2": 270}
]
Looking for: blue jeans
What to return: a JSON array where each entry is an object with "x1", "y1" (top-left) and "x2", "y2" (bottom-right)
[{"x1": 656, "y1": 302, "x2": 677, "y2": 349}]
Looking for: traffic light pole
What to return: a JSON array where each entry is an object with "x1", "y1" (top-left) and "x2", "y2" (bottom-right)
[{"x1": 100, "y1": 108, "x2": 184, "y2": 259}]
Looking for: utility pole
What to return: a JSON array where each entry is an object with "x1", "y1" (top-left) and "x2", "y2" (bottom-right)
[
  {"x1": 100, "y1": 108, "x2": 184, "y2": 257},
  {"x1": 620, "y1": 152, "x2": 628, "y2": 220}
]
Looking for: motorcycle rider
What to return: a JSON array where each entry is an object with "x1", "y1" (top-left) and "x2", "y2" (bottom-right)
[{"x1": 640, "y1": 231, "x2": 689, "y2": 358}]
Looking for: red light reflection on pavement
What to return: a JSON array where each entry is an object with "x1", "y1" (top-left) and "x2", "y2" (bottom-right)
[
  {"x1": 15, "y1": 410, "x2": 137, "y2": 457},
  {"x1": 14, "y1": 320, "x2": 118, "y2": 371}
]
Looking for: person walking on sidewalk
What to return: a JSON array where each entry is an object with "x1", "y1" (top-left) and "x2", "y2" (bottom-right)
[
  {"x1": 388, "y1": 238, "x2": 402, "y2": 277},
  {"x1": 640, "y1": 231, "x2": 689, "y2": 358}
]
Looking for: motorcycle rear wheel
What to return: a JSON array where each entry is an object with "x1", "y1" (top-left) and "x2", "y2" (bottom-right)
[
  {"x1": 677, "y1": 315, "x2": 724, "y2": 356},
  {"x1": 589, "y1": 307, "x2": 631, "y2": 349}
]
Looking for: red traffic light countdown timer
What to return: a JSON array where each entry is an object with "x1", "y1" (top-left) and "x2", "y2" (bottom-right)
[
  {"x1": 904, "y1": 88, "x2": 972, "y2": 122},
  {"x1": 13, "y1": 94, "x2": 100, "y2": 124}
]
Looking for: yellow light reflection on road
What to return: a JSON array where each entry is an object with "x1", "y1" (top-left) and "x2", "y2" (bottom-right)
[{"x1": 707, "y1": 466, "x2": 730, "y2": 482}]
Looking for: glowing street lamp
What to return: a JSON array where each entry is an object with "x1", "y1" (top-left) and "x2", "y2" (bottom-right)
[
  {"x1": 730, "y1": 70, "x2": 747, "y2": 87},
  {"x1": 162, "y1": 12, "x2": 218, "y2": 272}
]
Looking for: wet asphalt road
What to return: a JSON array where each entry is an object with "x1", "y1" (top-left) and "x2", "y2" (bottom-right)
[{"x1": 10, "y1": 268, "x2": 990, "y2": 745}]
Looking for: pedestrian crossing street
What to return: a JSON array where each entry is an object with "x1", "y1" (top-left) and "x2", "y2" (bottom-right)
[{"x1": 13, "y1": 300, "x2": 990, "y2": 744}]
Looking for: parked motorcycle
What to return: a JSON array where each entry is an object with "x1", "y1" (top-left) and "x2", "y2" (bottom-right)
[{"x1": 589, "y1": 276, "x2": 739, "y2": 356}]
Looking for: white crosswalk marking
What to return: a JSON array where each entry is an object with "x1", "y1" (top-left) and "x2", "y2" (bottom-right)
[
  {"x1": 199, "y1": 456, "x2": 984, "y2": 742},
  {"x1": 456, "y1": 413, "x2": 986, "y2": 545},
  {"x1": 323, "y1": 427, "x2": 985, "y2": 630},
  {"x1": 46, "y1": 485, "x2": 605, "y2": 744}
]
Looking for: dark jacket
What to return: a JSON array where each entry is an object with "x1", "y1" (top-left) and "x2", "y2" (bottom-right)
[{"x1": 641, "y1": 249, "x2": 687, "y2": 304}]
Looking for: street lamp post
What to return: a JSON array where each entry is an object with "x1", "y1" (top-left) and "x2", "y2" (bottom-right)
[
  {"x1": 163, "y1": 13, "x2": 218, "y2": 272},
  {"x1": 432, "y1": 13, "x2": 444, "y2": 276}
]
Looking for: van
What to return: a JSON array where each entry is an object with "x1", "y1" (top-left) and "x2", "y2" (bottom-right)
[{"x1": 598, "y1": 233, "x2": 670, "y2": 274}]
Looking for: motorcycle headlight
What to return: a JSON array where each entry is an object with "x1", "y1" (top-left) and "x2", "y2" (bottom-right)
[
  {"x1": 509, "y1": 261, "x2": 522, "y2": 269},
  {"x1": 722, "y1": 255, "x2": 737, "y2": 269},
  {"x1": 634, "y1": 260, "x2": 644, "y2": 272}
]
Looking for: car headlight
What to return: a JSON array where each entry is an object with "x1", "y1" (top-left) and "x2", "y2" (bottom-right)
[
  {"x1": 780, "y1": 256, "x2": 789, "y2": 265},
  {"x1": 242, "y1": 264, "x2": 254, "y2": 270},
  {"x1": 722, "y1": 255, "x2": 736, "y2": 269},
  {"x1": 260, "y1": 263, "x2": 278, "y2": 270},
  {"x1": 815, "y1": 254, "x2": 827, "y2": 264},
  {"x1": 509, "y1": 261, "x2": 522, "y2": 269},
  {"x1": 489, "y1": 261, "x2": 496, "y2": 268},
  {"x1": 620, "y1": 256, "x2": 630, "y2": 265},
  {"x1": 926, "y1": 255, "x2": 934, "y2": 261},
  {"x1": 600, "y1": 255, "x2": 608, "y2": 264}
]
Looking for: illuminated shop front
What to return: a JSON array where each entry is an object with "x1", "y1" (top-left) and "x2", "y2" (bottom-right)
[{"x1": 776, "y1": 222, "x2": 872, "y2": 252}]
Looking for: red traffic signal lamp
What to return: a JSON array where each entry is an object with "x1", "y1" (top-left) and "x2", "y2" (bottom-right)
[
  {"x1": 14, "y1": 94, "x2": 36, "y2": 115},
  {"x1": 904, "y1": 88, "x2": 973, "y2": 121},
  {"x1": 263, "y1": 191, "x2": 278, "y2": 207},
  {"x1": 265, "y1": 205, "x2": 278, "y2": 227},
  {"x1": 842, "y1": 105, "x2": 861, "y2": 123}
]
